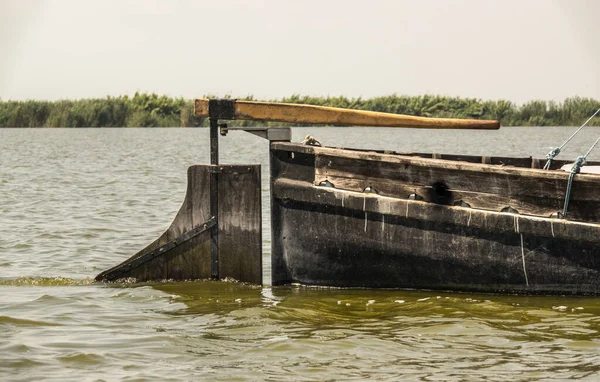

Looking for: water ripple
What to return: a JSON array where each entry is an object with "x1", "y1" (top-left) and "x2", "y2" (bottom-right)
[{"x1": 2, "y1": 128, "x2": 600, "y2": 380}]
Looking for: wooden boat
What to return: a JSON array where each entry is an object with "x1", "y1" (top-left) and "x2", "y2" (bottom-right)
[
  {"x1": 97, "y1": 99, "x2": 600, "y2": 295},
  {"x1": 270, "y1": 142, "x2": 600, "y2": 294}
]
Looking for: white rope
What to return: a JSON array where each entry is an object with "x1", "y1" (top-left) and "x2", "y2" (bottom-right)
[
  {"x1": 559, "y1": 108, "x2": 600, "y2": 151},
  {"x1": 583, "y1": 135, "x2": 600, "y2": 159},
  {"x1": 544, "y1": 107, "x2": 600, "y2": 169},
  {"x1": 520, "y1": 234, "x2": 529, "y2": 287},
  {"x1": 363, "y1": 197, "x2": 367, "y2": 232},
  {"x1": 563, "y1": 134, "x2": 600, "y2": 217}
]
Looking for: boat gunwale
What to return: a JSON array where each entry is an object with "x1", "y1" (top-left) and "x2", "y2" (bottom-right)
[{"x1": 271, "y1": 142, "x2": 600, "y2": 182}]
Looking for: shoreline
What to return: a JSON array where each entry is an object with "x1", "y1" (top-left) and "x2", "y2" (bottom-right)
[{"x1": 1, "y1": 93, "x2": 598, "y2": 128}]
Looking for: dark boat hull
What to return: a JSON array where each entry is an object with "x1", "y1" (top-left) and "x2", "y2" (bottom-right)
[{"x1": 270, "y1": 143, "x2": 600, "y2": 295}]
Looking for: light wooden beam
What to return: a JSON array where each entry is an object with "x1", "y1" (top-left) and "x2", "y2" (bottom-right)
[{"x1": 194, "y1": 99, "x2": 500, "y2": 130}]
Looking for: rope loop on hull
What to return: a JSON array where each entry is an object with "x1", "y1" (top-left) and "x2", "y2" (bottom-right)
[{"x1": 562, "y1": 156, "x2": 585, "y2": 218}]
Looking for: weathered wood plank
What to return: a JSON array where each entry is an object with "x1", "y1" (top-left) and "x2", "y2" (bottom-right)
[
  {"x1": 273, "y1": 178, "x2": 600, "y2": 244},
  {"x1": 194, "y1": 99, "x2": 500, "y2": 130},
  {"x1": 313, "y1": 151, "x2": 600, "y2": 203},
  {"x1": 96, "y1": 165, "x2": 263, "y2": 284},
  {"x1": 270, "y1": 142, "x2": 600, "y2": 169},
  {"x1": 313, "y1": 174, "x2": 600, "y2": 220},
  {"x1": 267, "y1": 143, "x2": 600, "y2": 221},
  {"x1": 270, "y1": 148, "x2": 316, "y2": 184},
  {"x1": 95, "y1": 165, "x2": 213, "y2": 281},
  {"x1": 217, "y1": 165, "x2": 262, "y2": 284},
  {"x1": 314, "y1": 152, "x2": 600, "y2": 221}
]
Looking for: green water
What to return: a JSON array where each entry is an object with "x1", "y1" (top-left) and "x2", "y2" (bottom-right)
[{"x1": 1, "y1": 127, "x2": 600, "y2": 380}]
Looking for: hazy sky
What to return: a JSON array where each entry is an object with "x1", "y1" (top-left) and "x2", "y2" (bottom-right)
[{"x1": 1, "y1": 0, "x2": 598, "y2": 103}]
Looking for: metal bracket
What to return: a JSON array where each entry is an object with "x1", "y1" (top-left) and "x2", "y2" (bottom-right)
[
  {"x1": 220, "y1": 126, "x2": 291, "y2": 142},
  {"x1": 208, "y1": 99, "x2": 236, "y2": 120}
]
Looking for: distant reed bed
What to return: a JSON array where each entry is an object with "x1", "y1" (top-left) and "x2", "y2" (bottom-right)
[{"x1": 0, "y1": 93, "x2": 598, "y2": 127}]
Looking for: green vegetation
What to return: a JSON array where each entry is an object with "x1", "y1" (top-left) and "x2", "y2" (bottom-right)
[
  {"x1": 0, "y1": 93, "x2": 599, "y2": 127},
  {"x1": 0, "y1": 93, "x2": 192, "y2": 128}
]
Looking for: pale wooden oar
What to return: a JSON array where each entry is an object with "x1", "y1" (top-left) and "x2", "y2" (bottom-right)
[{"x1": 194, "y1": 99, "x2": 500, "y2": 130}]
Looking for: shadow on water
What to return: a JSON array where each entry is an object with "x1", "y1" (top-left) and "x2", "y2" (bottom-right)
[
  {"x1": 5, "y1": 276, "x2": 600, "y2": 338},
  {"x1": 144, "y1": 281, "x2": 600, "y2": 381},
  {"x1": 148, "y1": 280, "x2": 600, "y2": 343},
  {"x1": 3, "y1": 277, "x2": 600, "y2": 379}
]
